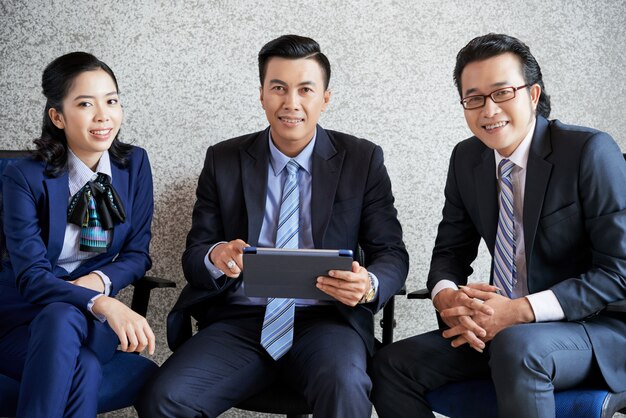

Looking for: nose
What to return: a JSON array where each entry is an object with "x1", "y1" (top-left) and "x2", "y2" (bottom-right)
[
  {"x1": 283, "y1": 90, "x2": 300, "y2": 110},
  {"x1": 93, "y1": 103, "x2": 110, "y2": 122},
  {"x1": 481, "y1": 97, "x2": 501, "y2": 118}
]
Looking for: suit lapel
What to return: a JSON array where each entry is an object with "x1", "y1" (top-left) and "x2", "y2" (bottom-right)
[
  {"x1": 110, "y1": 160, "x2": 129, "y2": 250},
  {"x1": 523, "y1": 117, "x2": 553, "y2": 270},
  {"x1": 311, "y1": 126, "x2": 344, "y2": 248},
  {"x1": 44, "y1": 173, "x2": 69, "y2": 263},
  {"x1": 241, "y1": 130, "x2": 269, "y2": 246},
  {"x1": 474, "y1": 149, "x2": 498, "y2": 252}
]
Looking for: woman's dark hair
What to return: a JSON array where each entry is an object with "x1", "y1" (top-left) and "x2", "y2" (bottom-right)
[
  {"x1": 258, "y1": 35, "x2": 331, "y2": 90},
  {"x1": 453, "y1": 33, "x2": 551, "y2": 118},
  {"x1": 34, "y1": 52, "x2": 132, "y2": 176}
]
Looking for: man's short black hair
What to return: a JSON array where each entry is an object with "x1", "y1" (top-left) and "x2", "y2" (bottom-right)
[
  {"x1": 454, "y1": 33, "x2": 551, "y2": 118},
  {"x1": 258, "y1": 34, "x2": 331, "y2": 90}
]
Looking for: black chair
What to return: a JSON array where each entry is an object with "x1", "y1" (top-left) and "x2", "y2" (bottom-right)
[{"x1": 0, "y1": 150, "x2": 176, "y2": 415}]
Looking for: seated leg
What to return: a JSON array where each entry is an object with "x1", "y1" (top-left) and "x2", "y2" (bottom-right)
[
  {"x1": 282, "y1": 308, "x2": 372, "y2": 418},
  {"x1": 16, "y1": 302, "x2": 97, "y2": 417},
  {"x1": 136, "y1": 309, "x2": 276, "y2": 418},
  {"x1": 371, "y1": 329, "x2": 490, "y2": 418},
  {"x1": 489, "y1": 322, "x2": 596, "y2": 418}
]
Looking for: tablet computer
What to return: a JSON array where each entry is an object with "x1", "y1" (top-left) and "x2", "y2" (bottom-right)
[{"x1": 242, "y1": 247, "x2": 353, "y2": 300}]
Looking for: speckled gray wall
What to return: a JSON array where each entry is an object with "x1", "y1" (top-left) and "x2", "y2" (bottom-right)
[{"x1": 1, "y1": 1, "x2": 625, "y2": 417}]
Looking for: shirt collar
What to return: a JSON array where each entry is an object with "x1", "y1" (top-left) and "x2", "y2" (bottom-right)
[
  {"x1": 268, "y1": 129, "x2": 316, "y2": 176},
  {"x1": 494, "y1": 117, "x2": 536, "y2": 178},
  {"x1": 68, "y1": 149, "x2": 112, "y2": 196}
]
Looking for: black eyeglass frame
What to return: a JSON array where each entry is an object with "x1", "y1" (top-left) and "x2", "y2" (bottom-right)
[{"x1": 460, "y1": 84, "x2": 529, "y2": 109}]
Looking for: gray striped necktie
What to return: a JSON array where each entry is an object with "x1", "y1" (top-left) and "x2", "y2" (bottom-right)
[
  {"x1": 261, "y1": 159, "x2": 300, "y2": 360},
  {"x1": 493, "y1": 159, "x2": 516, "y2": 297}
]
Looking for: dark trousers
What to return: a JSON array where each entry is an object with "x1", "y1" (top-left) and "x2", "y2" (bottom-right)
[
  {"x1": 0, "y1": 302, "x2": 118, "y2": 418},
  {"x1": 137, "y1": 305, "x2": 372, "y2": 418},
  {"x1": 371, "y1": 322, "x2": 599, "y2": 418}
]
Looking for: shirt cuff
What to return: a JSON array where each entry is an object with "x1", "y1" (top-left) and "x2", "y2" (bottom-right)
[
  {"x1": 369, "y1": 272, "x2": 379, "y2": 297},
  {"x1": 431, "y1": 279, "x2": 459, "y2": 301},
  {"x1": 92, "y1": 270, "x2": 111, "y2": 295},
  {"x1": 87, "y1": 294, "x2": 107, "y2": 322},
  {"x1": 204, "y1": 241, "x2": 228, "y2": 279},
  {"x1": 525, "y1": 290, "x2": 565, "y2": 322}
]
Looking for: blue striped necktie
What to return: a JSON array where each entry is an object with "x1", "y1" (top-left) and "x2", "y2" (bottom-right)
[
  {"x1": 261, "y1": 159, "x2": 299, "y2": 360},
  {"x1": 493, "y1": 159, "x2": 516, "y2": 298}
]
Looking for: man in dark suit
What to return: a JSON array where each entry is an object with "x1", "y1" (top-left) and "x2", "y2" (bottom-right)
[
  {"x1": 371, "y1": 33, "x2": 626, "y2": 418},
  {"x1": 138, "y1": 34, "x2": 408, "y2": 417}
]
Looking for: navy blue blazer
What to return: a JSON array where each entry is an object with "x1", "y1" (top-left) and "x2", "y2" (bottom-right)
[
  {"x1": 168, "y1": 125, "x2": 409, "y2": 354},
  {"x1": 0, "y1": 146, "x2": 153, "y2": 339},
  {"x1": 427, "y1": 116, "x2": 626, "y2": 391}
]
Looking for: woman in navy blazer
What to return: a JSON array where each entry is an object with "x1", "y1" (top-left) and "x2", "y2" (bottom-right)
[{"x1": 0, "y1": 52, "x2": 155, "y2": 417}]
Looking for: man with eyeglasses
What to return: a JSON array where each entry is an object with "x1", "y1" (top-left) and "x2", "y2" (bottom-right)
[{"x1": 371, "y1": 33, "x2": 626, "y2": 418}]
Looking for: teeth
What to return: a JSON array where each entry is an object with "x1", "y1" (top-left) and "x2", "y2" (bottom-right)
[
  {"x1": 280, "y1": 118, "x2": 302, "y2": 123},
  {"x1": 91, "y1": 130, "x2": 110, "y2": 135},
  {"x1": 485, "y1": 121, "x2": 507, "y2": 130}
]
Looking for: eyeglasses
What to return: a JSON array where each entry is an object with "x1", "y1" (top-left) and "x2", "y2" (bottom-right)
[{"x1": 460, "y1": 85, "x2": 529, "y2": 109}]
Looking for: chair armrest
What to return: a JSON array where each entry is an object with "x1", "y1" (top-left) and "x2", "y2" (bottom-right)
[
  {"x1": 607, "y1": 299, "x2": 626, "y2": 314},
  {"x1": 130, "y1": 275, "x2": 176, "y2": 317},
  {"x1": 407, "y1": 288, "x2": 430, "y2": 300},
  {"x1": 380, "y1": 285, "x2": 406, "y2": 346}
]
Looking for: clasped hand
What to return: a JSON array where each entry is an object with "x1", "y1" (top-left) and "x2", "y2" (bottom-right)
[
  {"x1": 211, "y1": 240, "x2": 371, "y2": 307},
  {"x1": 434, "y1": 283, "x2": 530, "y2": 352}
]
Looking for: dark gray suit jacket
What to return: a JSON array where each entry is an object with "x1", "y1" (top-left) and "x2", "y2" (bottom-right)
[
  {"x1": 168, "y1": 125, "x2": 408, "y2": 355},
  {"x1": 427, "y1": 116, "x2": 626, "y2": 391}
]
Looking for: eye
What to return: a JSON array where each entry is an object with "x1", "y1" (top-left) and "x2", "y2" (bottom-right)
[
  {"x1": 272, "y1": 85, "x2": 285, "y2": 91},
  {"x1": 78, "y1": 101, "x2": 93, "y2": 107},
  {"x1": 108, "y1": 98, "x2": 119, "y2": 105},
  {"x1": 301, "y1": 87, "x2": 313, "y2": 93}
]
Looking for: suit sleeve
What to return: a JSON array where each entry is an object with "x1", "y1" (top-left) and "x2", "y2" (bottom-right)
[
  {"x1": 3, "y1": 165, "x2": 100, "y2": 310},
  {"x1": 181, "y1": 146, "x2": 229, "y2": 291},
  {"x1": 97, "y1": 148, "x2": 154, "y2": 295},
  {"x1": 359, "y1": 145, "x2": 409, "y2": 313},
  {"x1": 550, "y1": 133, "x2": 626, "y2": 319},
  {"x1": 426, "y1": 144, "x2": 482, "y2": 292}
]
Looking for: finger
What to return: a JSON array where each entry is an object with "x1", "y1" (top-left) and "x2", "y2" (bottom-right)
[
  {"x1": 464, "y1": 297, "x2": 495, "y2": 316},
  {"x1": 116, "y1": 327, "x2": 129, "y2": 352},
  {"x1": 146, "y1": 325, "x2": 156, "y2": 355},
  {"x1": 458, "y1": 315, "x2": 487, "y2": 338},
  {"x1": 464, "y1": 283, "x2": 500, "y2": 292},
  {"x1": 439, "y1": 306, "x2": 476, "y2": 318},
  {"x1": 460, "y1": 286, "x2": 499, "y2": 301},
  {"x1": 316, "y1": 283, "x2": 361, "y2": 306},
  {"x1": 442, "y1": 324, "x2": 467, "y2": 339},
  {"x1": 126, "y1": 325, "x2": 139, "y2": 352},
  {"x1": 326, "y1": 269, "x2": 356, "y2": 281},
  {"x1": 451, "y1": 335, "x2": 485, "y2": 353},
  {"x1": 135, "y1": 330, "x2": 148, "y2": 353},
  {"x1": 351, "y1": 261, "x2": 361, "y2": 273},
  {"x1": 451, "y1": 330, "x2": 485, "y2": 350}
]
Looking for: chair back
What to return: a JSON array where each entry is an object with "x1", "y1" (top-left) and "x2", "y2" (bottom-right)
[{"x1": 0, "y1": 151, "x2": 33, "y2": 269}]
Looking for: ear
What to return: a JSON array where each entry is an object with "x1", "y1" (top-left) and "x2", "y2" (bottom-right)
[
  {"x1": 321, "y1": 89, "x2": 332, "y2": 112},
  {"x1": 48, "y1": 107, "x2": 65, "y2": 129},
  {"x1": 529, "y1": 84, "x2": 541, "y2": 110},
  {"x1": 259, "y1": 86, "x2": 265, "y2": 109}
]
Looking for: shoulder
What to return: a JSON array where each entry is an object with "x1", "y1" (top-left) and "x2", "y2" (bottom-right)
[
  {"x1": 210, "y1": 131, "x2": 266, "y2": 155},
  {"x1": 324, "y1": 128, "x2": 379, "y2": 152},
  {"x1": 546, "y1": 118, "x2": 621, "y2": 160},
  {"x1": 3, "y1": 156, "x2": 47, "y2": 184}
]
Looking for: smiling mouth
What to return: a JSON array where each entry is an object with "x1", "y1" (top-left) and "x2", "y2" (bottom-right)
[
  {"x1": 483, "y1": 121, "x2": 508, "y2": 131},
  {"x1": 278, "y1": 117, "x2": 304, "y2": 124},
  {"x1": 90, "y1": 129, "x2": 112, "y2": 136}
]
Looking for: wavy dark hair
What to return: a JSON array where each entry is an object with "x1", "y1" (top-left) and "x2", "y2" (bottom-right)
[
  {"x1": 453, "y1": 33, "x2": 551, "y2": 118},
  {"x1": 34, "y1": 52, "x2": 132, "y2": 176},
  {"x1": 258, "y1": 34, "x2": 331, "y2": 90}
]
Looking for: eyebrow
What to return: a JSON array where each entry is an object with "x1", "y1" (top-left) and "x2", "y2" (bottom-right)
[
  {"x1": 268, "y1": 79, "x2": 317, "y2": 87},
  {"x1": 72, "y1": 91, "x2": 118, "y2": 101},
  {"x1": 464, "y1": 81, "x2": 510, "y2": 96}
]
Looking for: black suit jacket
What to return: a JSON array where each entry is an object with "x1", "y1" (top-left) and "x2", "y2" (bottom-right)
[
  {"x1": 168, "y1": 126, "x2": 408, "y2": 355},
  {"x1": 427, "y1": 116, "x2": 626, "y2": 391}
]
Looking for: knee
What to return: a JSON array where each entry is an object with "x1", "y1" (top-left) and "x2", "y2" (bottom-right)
[
  {"x1": 371, "y1": 344, "x2": 401, "y2": 384},
  {"x1": 490, "y1": 325, "x2": 543, "y2": 378},
  {"x1": 310, "y1": 363, "x2": 371, "y2": 399},
  {"x1": 135, "y1": 369, "x2": 183, "y2": 417}
]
